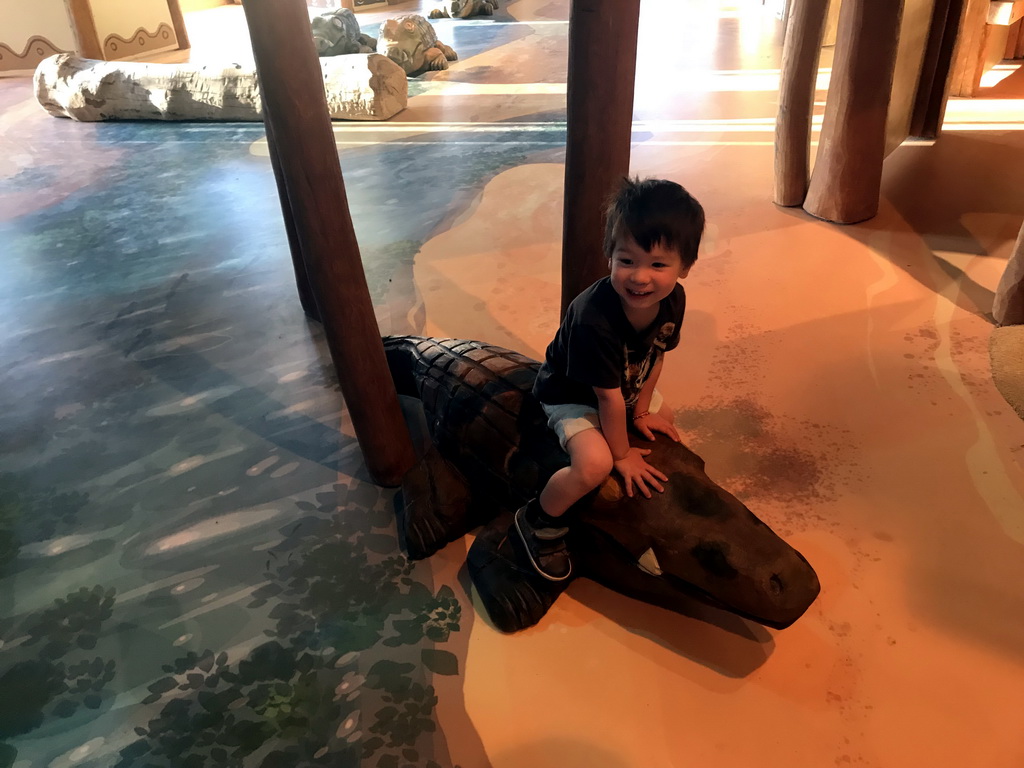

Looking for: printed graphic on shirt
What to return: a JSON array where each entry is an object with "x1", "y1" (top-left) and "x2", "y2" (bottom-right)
[
  {"x1": 622, "y1": 322, "x2": 676, "y2": 407},
  {"x1": 653, "y1": 322, "x2": 676, "y2": 351}
]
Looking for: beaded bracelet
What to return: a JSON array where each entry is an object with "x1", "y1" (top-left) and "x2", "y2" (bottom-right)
[{"x1": 632, "y1": 410, "x2": 650, "y2": 421}]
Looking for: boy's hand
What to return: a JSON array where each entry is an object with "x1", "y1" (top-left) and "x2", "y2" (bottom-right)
[
  {"x1": 633, "y1": 412, "x2": 681, "y2": 443},
  {"x1": 613, "y1": 447, "x2": 668, "y2": 499}
]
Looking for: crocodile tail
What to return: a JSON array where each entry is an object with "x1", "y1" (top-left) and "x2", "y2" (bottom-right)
[{"x1": 382, "y1": 335, "x2": 427, "y2": 397}]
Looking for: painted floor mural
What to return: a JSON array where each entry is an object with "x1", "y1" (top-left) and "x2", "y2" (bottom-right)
[{"x1": 2, "y1": 1, "x2": 1024, "y2": 766}]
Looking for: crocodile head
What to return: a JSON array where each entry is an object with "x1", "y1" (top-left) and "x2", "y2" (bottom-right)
[{"x1": 575, "y1": 438, "x2": 819, "y2": 629}]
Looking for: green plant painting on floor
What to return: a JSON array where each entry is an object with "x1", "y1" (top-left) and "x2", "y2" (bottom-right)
[
  {"x1": 0, "y1": 483, "x2": 463, "y2": 768},
  {"x1": 0, "y1": 586, "x2": 118, "y2": 768}
]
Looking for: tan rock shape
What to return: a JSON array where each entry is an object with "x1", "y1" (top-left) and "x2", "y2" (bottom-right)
[
  {"x1": 33, "y1": 52, "x2": 407, "y2": 122},
  {"x1": 993, "y1": 220, "x2": 1024, "y2": 326},
  {"x1": 990, "y1": 325, "x2": 1024, "y2": 419}
]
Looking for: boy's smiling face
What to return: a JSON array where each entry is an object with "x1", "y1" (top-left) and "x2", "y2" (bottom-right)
[{"x1": 608, "y1": 231, "x2": 690, "y2": 317}]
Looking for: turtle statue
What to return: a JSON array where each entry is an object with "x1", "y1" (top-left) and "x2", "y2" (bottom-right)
[
  {"x1": 377, "y1": 14, "x2": 458, "y2": 75},
  {"x1": 428, "y1": 0, "x2": 499, "y2": 19},
  {"x1": 384, "y1": 336, "x2": 821, "y2": 633},
  {"x1": 310, "y1": 8, "x2": 378, "y2": 57}
]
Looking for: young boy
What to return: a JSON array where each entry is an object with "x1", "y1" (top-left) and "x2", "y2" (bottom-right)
[{"x1": 515, "y1": 177, "x2": 705, "y2": 581}]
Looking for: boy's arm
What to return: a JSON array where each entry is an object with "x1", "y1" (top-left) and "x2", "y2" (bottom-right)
[
  {"x1": 632, "y1": 355, "x2": 664, "y2": 416},
  {"x1": 593, "y1": 386, "x2": 630, "y2": 460},
  {"x1": 632, "y1": 355, "x2": 681, "y2": 442},
  {"x1": 594, "y1": 386, "x2": 668, "y2": 498}
]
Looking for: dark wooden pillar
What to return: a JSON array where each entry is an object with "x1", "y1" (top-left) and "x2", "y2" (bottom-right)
[
  {"x1": 909, "y1": 0, "x2": 965, "y2": 139},
  {"x1": 241, "y1": 0, "x2": 416, "y2": 486},
  {"x1": 774, "y1": 0, "x2": 829, "y2": 207},
  {"x1": 263, "y1": 111, "x2": 320, "y2": 321},
  {"x1": 560, "y1": 0, "x2": 642, "y2": 316},
  {"x1": 803, "y1": 0, "x2": 904, "y2": 224}
]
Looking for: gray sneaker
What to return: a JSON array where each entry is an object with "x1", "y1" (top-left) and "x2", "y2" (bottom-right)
[{"x1": 513, "y1": 503, "x2": 572, "y2": 582}]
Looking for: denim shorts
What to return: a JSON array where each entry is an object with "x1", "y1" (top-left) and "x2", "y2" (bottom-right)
[{"x1": 541, "y1": 389, "x2": 663, "y2": 451}]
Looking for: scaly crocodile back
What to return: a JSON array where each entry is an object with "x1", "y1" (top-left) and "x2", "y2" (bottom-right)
[{"x1": 383, "y1": 335, "x2": 567, "y2": 504}]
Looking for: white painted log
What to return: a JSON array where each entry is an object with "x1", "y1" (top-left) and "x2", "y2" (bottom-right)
[{"x1": 33, "y1": 52, "x2": 407, "y2": 122}]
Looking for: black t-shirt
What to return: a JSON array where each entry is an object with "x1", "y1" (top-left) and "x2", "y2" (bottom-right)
[{"x1": 533, "y1": 277, "x2": 685, "y2": 409}]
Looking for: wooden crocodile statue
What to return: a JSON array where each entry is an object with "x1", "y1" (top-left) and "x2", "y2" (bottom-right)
[{"x1": 384, "y1": 336, "x2": 820, "y2": 633}]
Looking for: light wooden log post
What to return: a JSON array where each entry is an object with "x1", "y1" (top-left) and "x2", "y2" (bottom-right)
[
  {"x1": 949, "y1": 0, "x2": 990, "y2": 97},
  {"x1": 823, "y1": 0, "x2": 841, "y2": 46},
  {"x1": 994, "y1": 220, "x2": 1024, "y2": 326},
  {"x1": 166, "y1": 0, "x2": 191, "y2": 52},
  {"x1": 1009, "y1": 18, "x2": 1024, "y2": 58},
  {"x1": 774, "y1": 0, "x2": 830, "y2": 207},
  {"x1": 241, "y1": 0, "x2": 416, "y2": 486},
  {"x1": 803, "y1": 0, "x2": 904, "y2": 224},
  {"x1": 560, "y1": 0, "x2": 642, "y2": 316},
  {"x1": 66, "y1": 0, "x2": 104, "y2": 59}
]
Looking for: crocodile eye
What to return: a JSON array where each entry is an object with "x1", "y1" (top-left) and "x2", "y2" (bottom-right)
[{"x1": 690, "y1": 541, "x2": 738, "y2": 580}]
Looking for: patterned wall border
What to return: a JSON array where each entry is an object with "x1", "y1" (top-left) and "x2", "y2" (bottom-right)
[
  {"x1": 0, "y1": 35, "x2": 65, "y2": 73},
  {"x1": 103, "y1": 22, "x2": 175, "y2": 60}
]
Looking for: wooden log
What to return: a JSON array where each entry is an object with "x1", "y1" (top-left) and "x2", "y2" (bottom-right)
[
  {"x1": 949, "y1": 0, "x2": 991, "y2": 96},
  {"x1": 241, "y1": 0, "x2": 416, "y2": 486},
  {"x1": 803, "y1": 0, "x2": 903, "y2": 224},
  {"x1": 909, "y1": 0, "x2": 965, "y2": 139},
  {"x1": 65, "y1": 0, "x2": 104, "y2": 59},
  {"x1": 823, "y1": 0, "x2": 841, "y2": 47},
  {"x1": 167, "y1": 0, "x2": 191, "y2": 52},
  {"x1": 994, "y1": 220, "x2": 1024, "y2": 326},
  {"x1": 264, "y1": 109, "x2": 320, "y2": 321},
  {"x1": 560, "y1": 0, "x2": 642, "y2": 316},
  {"x1": 774, "y1": 0, "x2": 829, "y2": 207},
  {"x1": 34, "y1": 53, "x2": 407, "y2": 122},
  {"x1": 1006, "y1": 17, "x2": 1024, "y2": 58}
]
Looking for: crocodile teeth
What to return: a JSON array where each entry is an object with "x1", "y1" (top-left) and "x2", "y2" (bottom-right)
[{"x1": 637, "y1": 547, "x2": 663, "y2": 576}]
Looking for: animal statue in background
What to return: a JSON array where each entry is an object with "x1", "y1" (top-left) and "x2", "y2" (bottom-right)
[
  {"x1": 377, "y1": 14, "x2": 459, "y2": 74},
  {"x1": 384, "y1": 336, "x2": 821, "y2": 633},
  {"x1": 429, "y1": 0, "x2": 499, "y2": 19},
  {"x1": 310, "y1": 8, "x2": 378, "y2": 56}
]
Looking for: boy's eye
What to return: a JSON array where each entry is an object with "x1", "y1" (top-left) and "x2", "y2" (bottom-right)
[
  {"x1": 652, "y1": 263, "x2": 667, "y2": 269},
  {"x1": 617, "y1": 258, "x2": 633, "y2": 265}
]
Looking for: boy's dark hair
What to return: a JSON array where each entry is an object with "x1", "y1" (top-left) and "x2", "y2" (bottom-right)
[{"x1": 603, "y1": 177, "x2": 705, "y2": 268}]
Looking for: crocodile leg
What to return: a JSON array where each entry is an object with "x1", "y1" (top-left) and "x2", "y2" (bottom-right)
[
  {"x1": 397, "y1": 445, "x2": 475, "y2": 560},
  {"x1": 424, "y1": 47, "x2": 451, "y2": 71},
  {"x1": 467, "y1": 512, "x2": 571, "y2": 632}
]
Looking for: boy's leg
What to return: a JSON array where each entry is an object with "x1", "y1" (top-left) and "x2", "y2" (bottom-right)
[
  {"x1": 515, "y1": 430, "x2": 613, "y2": 581},
  {"x1": 539, "y1": 429, "x2": 614, "y2": 517}
]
